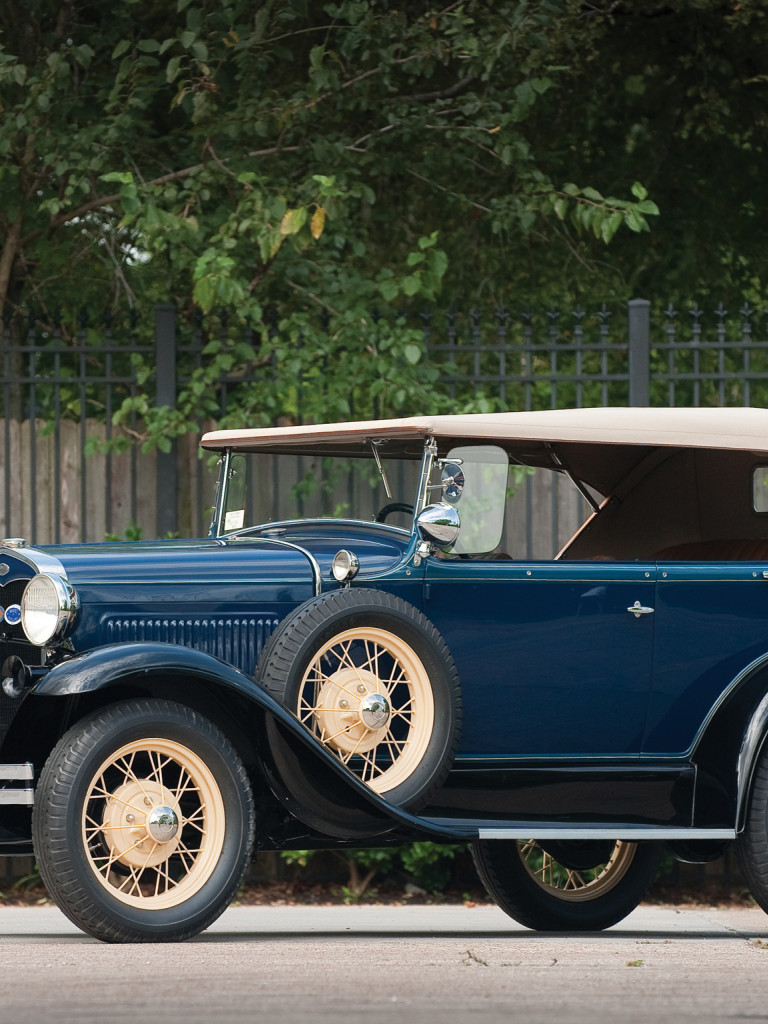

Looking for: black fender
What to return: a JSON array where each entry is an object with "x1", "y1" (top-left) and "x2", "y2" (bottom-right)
[
  {"x1": 691, "y1": 654, "x2": 768, "y2": 831},
  {"x1": 21, "y1": 642, "x2": 462, "y2": 842}
]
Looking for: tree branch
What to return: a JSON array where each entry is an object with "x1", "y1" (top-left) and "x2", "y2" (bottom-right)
[
  {"x1": 406, "y1": 168, "x2": 492, "y2": 213},
  {"x1": 401, "y1": 74, "x2": 476, "y2": 103}
]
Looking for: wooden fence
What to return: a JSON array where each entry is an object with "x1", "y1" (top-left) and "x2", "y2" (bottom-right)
[
  {"x1": 0, "y1": 418, "x2": 587, "y2": 554},
  {"x1": 0, "y1": 419, "x2": 218, "y2": 544}
]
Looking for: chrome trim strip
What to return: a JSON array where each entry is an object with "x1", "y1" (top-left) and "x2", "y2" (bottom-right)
[
  {"x1": 0, "y1": 764, "x2": 33, "y2": 781},
  {"x1": 0, "y1": 790, "x2": 34, "y2": 806},
  {"x1": 268, "y1": 540, "x2": 322, "y2": 597},
  {"x1": 475, "y1": 827, "x2": 736, "y2": 840},
  {"x1": 415, "y1": 439, "x2": 436, "y2": 517},
  {"x1": 227, "y1": 517, "x2": 410, "y2": 538},
  {"x1": 210, "y1": 450, "x2": 231, "y2": 538},
  {"x1": 0, "y1": 545, "x2": 68, "y2": 580}
]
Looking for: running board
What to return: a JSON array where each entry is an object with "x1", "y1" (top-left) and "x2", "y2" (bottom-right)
[{"x1": 474, "y1": 826, "x2": 736, "y2": 841}]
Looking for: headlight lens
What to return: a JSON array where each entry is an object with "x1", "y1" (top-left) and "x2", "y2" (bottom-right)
[
  {"x1": 331, "y1": 549, "x2": 359, "y2": 583},
  {"x1": 21, "y1": 573, "x2": 78, "y2": 646}
]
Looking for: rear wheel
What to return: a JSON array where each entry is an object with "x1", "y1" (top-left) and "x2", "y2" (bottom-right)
[
  {"x1": 33, "y1": 699, "x2": 255, "y2": 943},
  {"x1": 472, "y1": 839, "x2": 661, "y2": 931},
  {"x1": 737, "y1": 744, "x2": 768, "y2": 912}
]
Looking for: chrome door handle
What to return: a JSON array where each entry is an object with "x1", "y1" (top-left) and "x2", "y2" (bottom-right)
[{"x1": 628, "y1": 601, "x2": 654, "y2": 619}]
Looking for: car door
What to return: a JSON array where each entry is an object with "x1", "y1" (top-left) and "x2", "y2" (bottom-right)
[
  {"x1": 645, "y1": 559, "x2": 768, "y2": 755},
  {"x1": 423, "y1": 557, "x2": 657, "y2": 758}
]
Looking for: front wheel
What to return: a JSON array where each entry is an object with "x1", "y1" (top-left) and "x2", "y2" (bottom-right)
[
  {"x1": 472, "y1": 839, "x2": 662, "y2": 931},
  {"x1": 33, "y1": 699, "x2": 255, "y2": 943}
]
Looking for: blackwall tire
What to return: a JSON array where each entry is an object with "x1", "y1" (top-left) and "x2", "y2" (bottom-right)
[
  {"x1": 472, "y1": 839, "x2": 662, "y2": 931},
  {"x1": 737, "y1": 746, "x2": 768, "y2": 913},
  {"x1": 257, "y1": 588, "x2": 462, "y2": 808},
  {"x1": 32, "y1": 699, "x2": 255, "y2": 943}
]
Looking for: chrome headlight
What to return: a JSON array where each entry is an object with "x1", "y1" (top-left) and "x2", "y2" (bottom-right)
[
  {"x1": 332, "y1": 549, "x2": 360, "y2": 583},
  {"x1": 21, "y1": 573, "x2": 79, "y2": 646}
]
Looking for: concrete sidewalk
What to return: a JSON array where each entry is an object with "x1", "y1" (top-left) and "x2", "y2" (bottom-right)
[{"x1": 1, "y1": 899, "x2": 766, "y2": 939}]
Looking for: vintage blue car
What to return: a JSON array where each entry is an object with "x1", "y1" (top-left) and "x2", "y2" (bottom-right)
[{"x1": 3, "y1": 406, "x2": 768, "y2": 942}]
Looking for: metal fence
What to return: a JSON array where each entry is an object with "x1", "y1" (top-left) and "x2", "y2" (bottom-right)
[{"x1": 3, "y1": 297, "x2": 768, "y2": 546}]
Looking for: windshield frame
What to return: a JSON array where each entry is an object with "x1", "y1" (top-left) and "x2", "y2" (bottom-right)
[{"x1": 209, "y1": 440, "x2": 435, "y2": 539}]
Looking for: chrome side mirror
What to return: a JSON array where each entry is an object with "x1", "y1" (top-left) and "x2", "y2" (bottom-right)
[
  {"x1": 416, "y1": 503, "x2": 461, "y2": 551},
  {"x1": 440, "y1": 463, "x2": 465, "y2": 505}
]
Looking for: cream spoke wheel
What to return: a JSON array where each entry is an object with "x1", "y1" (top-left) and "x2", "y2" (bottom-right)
[
  {"x1": 82, "y1": 736, "x2": 226, "y2": 910},
  {"x1": 471, "y1": 838, "x2": 662, "y2": 932},
  {"x1": 260, "y1": 589, "x2": 461, "y2": 811},
  {"x1": 33, "y1": 699, "x2": 255, "y2": 944},
  {"x1": 517, "y1": 840, "x2": 636, "y2": 901},
  {"x1": 297, "y1": 626, "x2": 435, "y2": 794}
]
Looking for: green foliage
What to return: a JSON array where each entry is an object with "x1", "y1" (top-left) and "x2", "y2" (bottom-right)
[
  {"x1": 280, "y1": 842, "x2": 467, "y2": 900},
  {"x1": 105, "y1": 522, "x2": 144, "y2": 543},
  {"x1": 0, "y1": 0, "x2": 668, "y2": 438},
  {"x1": 4, "y1": 0, "x2": 767, "y2": 433}
]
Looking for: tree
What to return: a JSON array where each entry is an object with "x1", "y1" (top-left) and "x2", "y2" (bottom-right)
[{"x1": 0, "y1": 1, "x2": 662, "y2": 435}]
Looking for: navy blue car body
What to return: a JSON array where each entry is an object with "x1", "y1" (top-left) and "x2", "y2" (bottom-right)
[{"x1": 5, "y1": 407, "x2": 768, "y2": 940}]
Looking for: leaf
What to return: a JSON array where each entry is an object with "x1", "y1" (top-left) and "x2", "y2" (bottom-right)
[
  {"x1": 378, "y1": 279, "x2": 399, "y2": 301},
  {"x1": 631, "y1": 181, "x2": 648, "y2": 201},
  {"x1": 310, "y1": 206, "x2": 326, "y2": 239},
  {"x1": 600, "y1": 211, "x2": 623, "y2": 243},
  {"x1": 404, "y1": 343, "x2": 422, "y2": 365},
  {"x1": 111, "y1": 40, "x2": 131, "y2": 60},
  {"x1": 428, "y1": 249, "x2": 449, "y2": 279},
  {"x1": 637, "y1": 199, "x2": 660, "y2": 216},
  {"x1": 166, "y1": 55, "x2": 182, "y2": 83},
  {"x1": 100, "y1": 170, "x2": 133, "y2": 184},
  {"x1": 402, "y1": 275, "x2": 422, "y2": 296},
  {"x1": 193, "y1": 276, "x2": 217, "y2": 312},
  {"x1": 280, "y1": 207, "x2": 307, "y2": 235},
  {"x1": 625, "y1": 208, "x2": 646, "y2": 232}
]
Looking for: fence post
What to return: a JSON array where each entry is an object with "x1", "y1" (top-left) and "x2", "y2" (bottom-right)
[
  {"x1": 155, "y1": 303, "x2": 177, "y2": 537},
  {"x1": 628, "y1": 298, "x2": 651, "y2": 406}
]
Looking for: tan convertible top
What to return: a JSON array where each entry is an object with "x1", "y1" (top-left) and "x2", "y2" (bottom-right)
[{"x1": 201, "y1": 407, "x2": 768, "y2": 455}]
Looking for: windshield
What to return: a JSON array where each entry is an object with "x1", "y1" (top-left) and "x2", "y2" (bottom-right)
[{"x1": 215, "y1": 449, "x2": 424, "y2": 534}]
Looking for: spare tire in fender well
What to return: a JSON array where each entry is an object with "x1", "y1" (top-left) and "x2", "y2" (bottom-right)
[{"x1": 255, "y1": 587, "x2": 462, "y2": 813}]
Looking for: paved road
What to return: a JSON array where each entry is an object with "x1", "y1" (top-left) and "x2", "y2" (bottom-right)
[{"x1": 2, "y1": 903, "x2": 768, "y2": 1024}]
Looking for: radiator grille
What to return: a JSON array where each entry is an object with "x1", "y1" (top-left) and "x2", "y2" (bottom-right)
[
  {"x1": 104, "y1": 616, "x2": 280, "y2": 677},
  {"x1": 0, "y1": 576, "x2": 43, "y2": 745}
]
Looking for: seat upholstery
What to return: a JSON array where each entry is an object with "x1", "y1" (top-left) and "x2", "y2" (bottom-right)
[{"x1": 655, "y1": 539, "x2": 768, "y2": 561}]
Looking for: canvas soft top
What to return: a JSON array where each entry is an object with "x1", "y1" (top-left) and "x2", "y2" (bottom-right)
[
  {"x1": 201, "y1": 407, "x2": 768, "y2": 497},
  {"x1": 201, "y1": 407, "x2": 768, "y2": 454}
]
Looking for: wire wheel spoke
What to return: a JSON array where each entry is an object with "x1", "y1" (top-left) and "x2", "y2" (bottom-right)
[
  {"x1": 296, "y1": 626, "x2": 436, "y2": 795},
  {"x1": 82, "y1": 736, "x2": 226, "y2": 910},
  {"x1": 516, "y1": 840, "x2": 636, "y2": 902}
]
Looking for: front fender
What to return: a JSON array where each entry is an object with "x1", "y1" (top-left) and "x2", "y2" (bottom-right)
[{"x1": 28, "y1": 643, "x2": 460, "y2": 841}]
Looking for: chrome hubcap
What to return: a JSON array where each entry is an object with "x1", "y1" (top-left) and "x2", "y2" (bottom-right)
[
  {"x1": 360, "y1": 693, "x2": 391, "y2": 729},
  {"x1": 146, "y1": 804, "x2": 180, "y2": 843}
]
